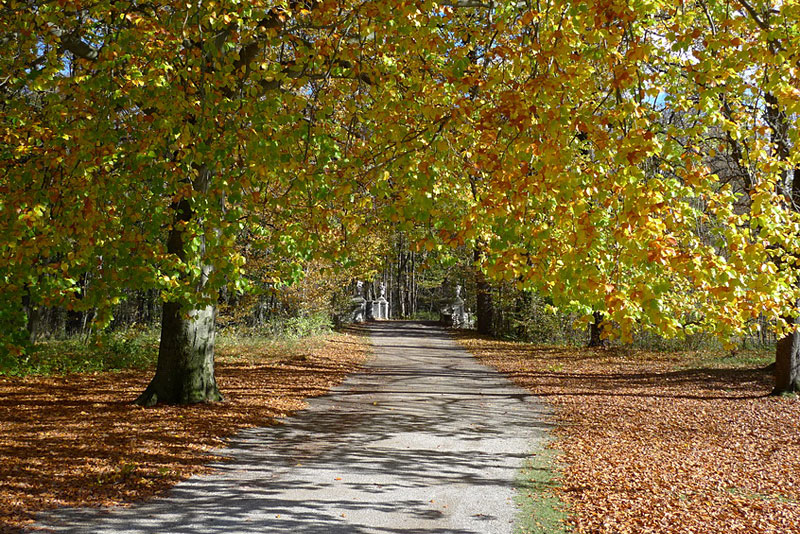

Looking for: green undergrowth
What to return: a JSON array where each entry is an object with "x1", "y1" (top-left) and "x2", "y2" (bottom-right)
[
  {"x1": 0, "y1": 327, "x2": 160, "y2": 376},
  {"x1": 256, "y1": 313, "x2": 333, "y2": 340},
  {"x1": 1, "y1": 313, "x2": 335, "y2": 376},
  {"x1": 216, "y1": 329, "x2": 329, "y2": 362},
  {"x1": 409, "y1": 310, "x2": 440, "y2": 321},
  {"x1": 515, "y1": 440, "x2": 571, "y2": 534},
  {"x1": 216, "y1": 313, "x2": 333, "y2": 361},
  {"x1": 219, "y1": 313, "x2": 332, "y2": 348}
]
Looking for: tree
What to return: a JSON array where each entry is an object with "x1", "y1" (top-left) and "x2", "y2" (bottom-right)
[
  {"x1": 4, "y1": 0, "x2": 800, "y2": 401},
  {"x1": 647, "y1": 0, "x2": 800, "y2": 392},
  {"x1": 734, "y1": 0, "x2": 800, "y2": 393},
  {"x1": 2, "y1": 0, "x2": 459, "y2": 403}
]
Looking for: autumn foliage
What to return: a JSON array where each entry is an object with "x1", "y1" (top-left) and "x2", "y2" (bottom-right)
[
  {"x1": 0, "y1": 331, "x2": 371, "y2": 532},
  {"x1": 463, "y1": 335, "x2": 800, "y2": 534},
  {"x1": 2, "y1": 0, "x2": 800, "y2": 354}
]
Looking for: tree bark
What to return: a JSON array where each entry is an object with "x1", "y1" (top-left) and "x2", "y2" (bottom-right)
[
  {"x1": 474, "y1": 247, "x2": 494, "y2": 336},
  {"x1": 22, "y1": 285, "x2": 42, "y2": 344},
  {"x1": 766, "y1": 84, "x2": 799, "y2": 394},
  {"x1": 588, "y1": 311, "x2": 606, "y2": 348},
  {"x1": 135, "y1": 301, "x2": 221, "y2": 406},
  {"x1": 135, "y1": 168, "x2": 222, "y2": 406},
  {"x1": 513, "y1": 289, "x2": 530, "y2": 339},
  {"x1": 773, "y1": 319, "x2": 800, "y2": 395},
  {"x1": 26, "y1": 306, "x2": 43, "y2": 344}
]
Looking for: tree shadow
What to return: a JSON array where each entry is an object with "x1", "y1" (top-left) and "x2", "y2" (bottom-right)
[
  {"x1": 0, "y1": 333, "x2": 372, "y2": 533},
  {"x1": 475, "y1": 341, "x2": 774, "y2": 401},
  {"x1": 32, "y1": 322, "x2": 552, "y2": 534}
]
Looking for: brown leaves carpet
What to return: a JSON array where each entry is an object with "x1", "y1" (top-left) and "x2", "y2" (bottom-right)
[
  {"x1": 0, "y1": 330, "x2": 371, "y2": 534},
  {"x1": 459, "y1": 336, "x2": 800, "y2": 534}
]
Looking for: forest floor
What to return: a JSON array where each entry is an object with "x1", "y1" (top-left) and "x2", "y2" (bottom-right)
[
  {"x1": 459, "y1": 335, "x2": 800, "y2": 534},
  {"x1": 0, "y1": 328, "x2": 372, "y2": 533}
]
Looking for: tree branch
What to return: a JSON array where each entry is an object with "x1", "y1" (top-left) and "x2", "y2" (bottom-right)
[
  {"x1": 441, "y1": 0, "x2": 494, "y2": 7},
  {"x1": 46, "y1": 23, "x2": 100, "y2": 61},
  {"x1": 736, "y1": 0, "x2": 769, "y2": 31}
]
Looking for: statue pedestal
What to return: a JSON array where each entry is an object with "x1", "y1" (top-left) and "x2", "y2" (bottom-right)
[{"x1": 374, "y1": 297, "x2": 389, "y2": 320}]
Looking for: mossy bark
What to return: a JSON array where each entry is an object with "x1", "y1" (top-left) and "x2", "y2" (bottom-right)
[{"x1": 135, "y1": 302, "x2": 221, "y2": 406}]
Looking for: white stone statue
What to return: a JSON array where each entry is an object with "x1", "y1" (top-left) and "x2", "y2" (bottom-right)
[{"x1": 351, "y1": 280, "x2": 366, "y2": 322}]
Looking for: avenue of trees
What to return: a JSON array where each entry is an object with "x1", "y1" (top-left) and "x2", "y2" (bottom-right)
[{"x1": 1, "y1": 0, "x2": 799, "y2": 402}]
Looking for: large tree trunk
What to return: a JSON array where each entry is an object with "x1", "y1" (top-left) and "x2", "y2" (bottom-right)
[
  {"x1": 135, "y1": 167, "x2": 222, "y2": 406},
  {"x1": 774, "y1": 315, "x2": 800, "y2": 395},
  {"x1": 135, "y1": 302, "x2": 221, "y2": 406}
]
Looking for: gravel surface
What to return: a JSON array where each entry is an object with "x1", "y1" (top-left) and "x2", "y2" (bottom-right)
[{"x1": 36, "y1": 322, "x2": 551, "y2": 534}]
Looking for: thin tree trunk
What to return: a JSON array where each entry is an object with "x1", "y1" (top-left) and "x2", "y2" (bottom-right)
[
  {"x1": 767, "y1": 85, "x2": 800, "y2": 394},
  {"x1": 588, "y1": 311, "x2": 606, "y2": 348},
  {"x1": 411, "y1": 251, "x2": 417, "y2": 316},
  {"x1": 405, "y1": 253, "x2": 413, "y2": 316},
  {"x1": 514, "y1": 289, "x2": 531, "y2": 339},
  {"x1": 474, "y1": 246, "x2": 494, "y2": 336},
  {"x1": 26, "y1": 306, "x2": 42, "y2": 344}
]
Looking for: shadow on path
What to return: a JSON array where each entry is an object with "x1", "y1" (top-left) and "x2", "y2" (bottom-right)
[{"x1": 37, "y1": 322, "x2": 551, "y2": 534}]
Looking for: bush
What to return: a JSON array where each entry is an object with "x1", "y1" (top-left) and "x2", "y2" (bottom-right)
[
  {"x1": 222, "y1": 312, "x2": 333, "y2": 342},
  {"x1": 277, "y1": 313, "x2": 333, "y2": 340},
  {"x1": 410, "y1": 310, "x2": 439, "y2": 321}
]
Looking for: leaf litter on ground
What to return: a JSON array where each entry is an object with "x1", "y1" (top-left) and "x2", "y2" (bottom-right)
[
  {"x1": 0, "y1": 328, "x2": 371, "y2": 533},
  {"x1": 458, "y1": 335, "x2": 800, "y2": 534}
]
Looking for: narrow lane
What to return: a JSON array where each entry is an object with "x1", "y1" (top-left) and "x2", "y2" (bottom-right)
[{"x1": 38, "y1": 322, "x2": 552, "y2": 534}]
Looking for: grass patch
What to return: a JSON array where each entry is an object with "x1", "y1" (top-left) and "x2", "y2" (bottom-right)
[
  {"x1": 678, "y1": 348, "x2": 774, "y2": 370},
  {"x1": 216, "y1": 314, "x2": 334, "y2": 363},
  {"x1": 223, "y1": 313, "x2": 333, "y2": 341},
  {"x1": 216, "y1": 329, "x2": 329, "y2": 364},
  {"x1": 726, "y1": 487, "x2": 798, "y2": 505},
  {"x1": 515, "y1": 441, "x2": 570, "y2": 534},
  {"x1": 216, "y1": 313, "x2": 334, "y2": 361}
]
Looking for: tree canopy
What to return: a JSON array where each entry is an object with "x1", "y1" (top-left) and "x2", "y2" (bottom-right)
[{"x1": 2, "y1": 0, "x2": 799, "y2": 396}]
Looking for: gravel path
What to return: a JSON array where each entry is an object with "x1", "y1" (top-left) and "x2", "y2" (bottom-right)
[{"x1": 36, "y1": 322, "x2": 552, "y2": 534}]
